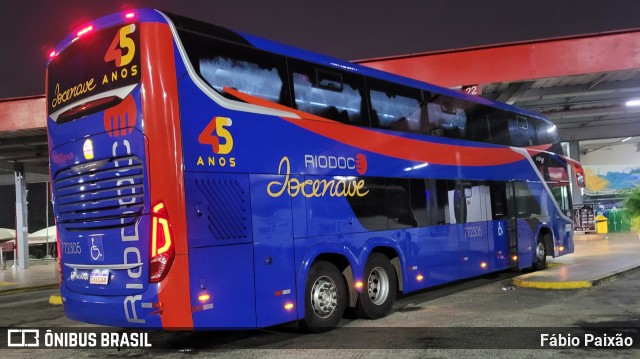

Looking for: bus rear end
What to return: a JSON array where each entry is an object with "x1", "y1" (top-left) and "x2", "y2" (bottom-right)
[{"x1": 47, "y1": 9, "x2": 192, "y2": 329}]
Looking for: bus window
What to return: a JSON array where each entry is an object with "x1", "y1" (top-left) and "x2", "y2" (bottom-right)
[
  {"x1": 387, "y1": 178, "x2": 413, "y2": 229},
  {"x1": 514, "y1": 182, "x2": 542, "y2": 217},
  {"x1": 529, "y1": 118, "x2": 560, "y2": 145},
  {"x1": 436, "y1": 180, "x2": 455, "y2": 224},
  {"x1": 290, "y1": 61, "x2": 368, "y2": 126},
  {"x1": 487, "y1": 113, "x2": 510, "y2": 146},
  {"x1": 409, "y1": 179, "x2": 438, "y2": 227},
  {"x1": 426, "y1": 95, "x2": 468, "y2": 139},
  {"x1": 464, "y1": 113, "x2": 491, "y2": 143},
  {"x1": 180, "y1": 33, "x2": 289, "y2": 105},
  {"x1": 347, "y1": 177, "x2": 387, "y2": 231},
  {"x1": 509, "y1": 115, "x2": 536, "y2": 147},
  {"x1": 368, "y1": 80, "x2": 425, "y2": 133},
  {"x1": 489, "y1": 182, "x2": 508, "y2": 220}
]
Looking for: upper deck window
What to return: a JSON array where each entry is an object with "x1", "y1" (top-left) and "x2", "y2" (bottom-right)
[
  {"x1": 368, "y1": 80, "x2": 425, "y2": 133},
  {"x1": 200, "y1": 57, "x2": 283, "y2": 104},
  {"x1": 427, "y1": 95, "x2": 469, "y2": 139},
  {"x1": 290, "y1": 60, "x2": 368, "y2": 126},
  {"x1": 179, "y1": 31, "x2": 289, "y2": 105}
]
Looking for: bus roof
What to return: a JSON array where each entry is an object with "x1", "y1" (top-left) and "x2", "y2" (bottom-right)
[{"x1": 51, "y1": 8, "x2": 553, "y2": 126}]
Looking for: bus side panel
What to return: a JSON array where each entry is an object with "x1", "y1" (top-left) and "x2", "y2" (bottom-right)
[
  {"x1": 185, "y1": 172, "x2": 257, "y2": 328},
  {"x1": 517, "y1": 218, "x2": 535, "y2": 269},
  {"x1": 250, "y1": 174, "x2": 298, "y2": 328},
  {"x1": 419, "y1": 226, "x2": 460, "y2": 287},
  {"x1": 188, "y1": 244, "x2": 257, "y2": 328},
  {"x1": 490, "y1": 220, "x2": 511, "y2": 271}
]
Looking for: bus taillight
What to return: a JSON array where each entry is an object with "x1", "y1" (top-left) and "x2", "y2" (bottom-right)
[{"x1": 150, "y1": 202, "x2": 175, "y2": 283}]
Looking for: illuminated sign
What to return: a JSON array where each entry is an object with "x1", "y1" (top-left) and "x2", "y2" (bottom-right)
[{"x1": 48, "y1": 24, "x2": 140, "y2": 114}]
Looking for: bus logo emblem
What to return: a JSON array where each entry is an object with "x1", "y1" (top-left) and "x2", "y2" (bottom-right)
[{"x1": 198, "y1": 116, "x2": 234, "y2": 154}]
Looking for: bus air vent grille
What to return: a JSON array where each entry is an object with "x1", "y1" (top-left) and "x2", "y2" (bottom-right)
[
  {"x1": 53, "y1": 155, "x2": 145, "y2": 230},
  {"x1": 195, "y1": 178, "x2": 249, "y2": 241}
]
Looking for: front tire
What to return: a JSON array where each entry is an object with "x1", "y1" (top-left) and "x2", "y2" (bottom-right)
[
  {"x1": 301, "y1": 261, "x2": 347, "y2": 333},
  {"x1": 355, "y1": 253, "x2": 397, "y2": 319},
  {"x1": 532, "y1": 236, "x2": 548, "y2": 270}
]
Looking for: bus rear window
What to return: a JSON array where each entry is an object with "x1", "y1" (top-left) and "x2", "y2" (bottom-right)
[{"x1": 48, "y1": 24, "x2": 141, "y2": 120}]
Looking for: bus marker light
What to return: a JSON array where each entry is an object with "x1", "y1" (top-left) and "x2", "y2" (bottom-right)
[
  {"x1": 49, "y1": 50, "x2": 57, "y2": 59},
  {"x1": 480, "y1": 262, "x2": 487, "y2": 269},
  {"x1": 284, "y1": 303, "x2": 294, "y2": 311},
  {"x1": 124, "y1": 11, "x2": 136, "y2": 19},
  {"x1": 141, "y1": 302, "x2": 162, "y2": 309},
  {"x1": 559, "y1": 246, "x2": 565, "y2": 252},
  {"x1": 198, "y1": 294, "x2": 210, "y2": 302},
  {"x1": 76, "y1": 25, "x2": 94, "y2": 38},
  {"x1": 355, "y1": 281, "x2": 363, "y2": 289},
  {"x1": 192, "y1": 303, "x2": 214, "y2": 312},
  {"x1": 416, "y1": 275, "x2": 424, "y2": 282},
  {"x1": 512, "y1": 255, "x2": 518, "y2": 261},
  {"x1": 274, "y1": 289, "x2": 291, "y2": 296}
]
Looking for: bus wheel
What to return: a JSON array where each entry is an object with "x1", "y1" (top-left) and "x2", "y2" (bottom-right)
[
  {"x1": 355, "y1": 253, "x2": 397, "y2": 319},
  {"x1": 302, "y1": 261, "x2": 346, "y2": 332},
  {"x1": 533, "y1": 236, "x2": 548, "y2": 270}
]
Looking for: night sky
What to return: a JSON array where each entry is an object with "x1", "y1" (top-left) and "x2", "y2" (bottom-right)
[{"x1": 1, "y1": 0, "x2": 640, "y2": 99}]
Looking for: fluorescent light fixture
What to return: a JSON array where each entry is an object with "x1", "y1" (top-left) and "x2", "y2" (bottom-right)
[
  {"x1": 333, "y1": 176, "x2": 356, "y2": 181},
  {"x1": 626, "y1": 99, "x2": 640, "y2": 107},
  {"x1": 621, "y1": 137, "x2": 632, "y2": 142},
  {"x1": 404, "y1": 163, "x2": 429, "y2": 171}
]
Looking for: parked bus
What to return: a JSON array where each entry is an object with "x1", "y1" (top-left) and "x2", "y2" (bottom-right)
[{"x1": 47, "y1": 9, "x2": 582, "y2": 331}]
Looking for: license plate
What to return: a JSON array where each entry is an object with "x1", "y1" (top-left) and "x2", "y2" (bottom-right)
[{"x1": 89, "y1": 270, "x2": 109, "y2": 285}]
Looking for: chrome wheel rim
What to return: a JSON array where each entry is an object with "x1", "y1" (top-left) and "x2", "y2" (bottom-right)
[
  {"x1": 310, "y1": 276, "x2": 338, "y2": 318},
  {"x1": 367, "y1": 266, "x2": 389, "y2": 305},
  {"x1": 536, "y1": 241, "x2": 546, "y2": 261}
]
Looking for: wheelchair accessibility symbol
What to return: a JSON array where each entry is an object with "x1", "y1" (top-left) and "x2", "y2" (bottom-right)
[
  {"x1": 497, "y1": 222, "x2": 504, "y2": 236},
  {"x1": 88, "y1": 236, "x2": 104, "y2": 261}
]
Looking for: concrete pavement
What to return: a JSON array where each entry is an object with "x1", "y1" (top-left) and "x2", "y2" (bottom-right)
[{"x1": 512, "y1": 231, "x2": 640, "y2": 289}]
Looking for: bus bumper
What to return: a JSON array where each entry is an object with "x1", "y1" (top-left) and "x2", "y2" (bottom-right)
[{"x1": 61, "y1": 285, "x2": 163, "y2": 328}]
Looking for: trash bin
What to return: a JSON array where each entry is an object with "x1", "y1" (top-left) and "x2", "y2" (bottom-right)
[{"x1": 595, "y1": 214, "x2": 608, "y2": 234}]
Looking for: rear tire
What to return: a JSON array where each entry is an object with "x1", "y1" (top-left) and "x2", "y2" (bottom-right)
[
  {"x1": 532, "y1": 236, "x2": 548, "y2": 270},
  {"x1": 355, "y1": 253, "x2": 397, "y2": 319},
  {"x1": 301, "y1": 261, "x2": 346, "y2": 333}
]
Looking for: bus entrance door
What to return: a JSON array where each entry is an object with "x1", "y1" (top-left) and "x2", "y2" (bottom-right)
[{"x1": 506, "y1": 182, "x2": 519, "y2": 269}]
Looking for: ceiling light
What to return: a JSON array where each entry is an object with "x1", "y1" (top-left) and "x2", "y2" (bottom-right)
[
  {"x1": 621, "y1": 137, "x2": 632, "y2": 142},
  {"x1": 625, "y1": 99, "x2": 640, "y2": 107}
]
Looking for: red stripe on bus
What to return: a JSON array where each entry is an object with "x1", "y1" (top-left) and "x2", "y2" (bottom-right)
[
  {"x1": 140, "y1": 22, "x2": 193, "y2": 329},
  {"x1": 224, "y1": 88, "x2": 525, "y2": 166}
]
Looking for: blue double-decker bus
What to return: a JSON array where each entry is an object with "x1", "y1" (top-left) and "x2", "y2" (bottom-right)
[{"x1": 46, "y1": 9, "x2": 582, "y2": 331}]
